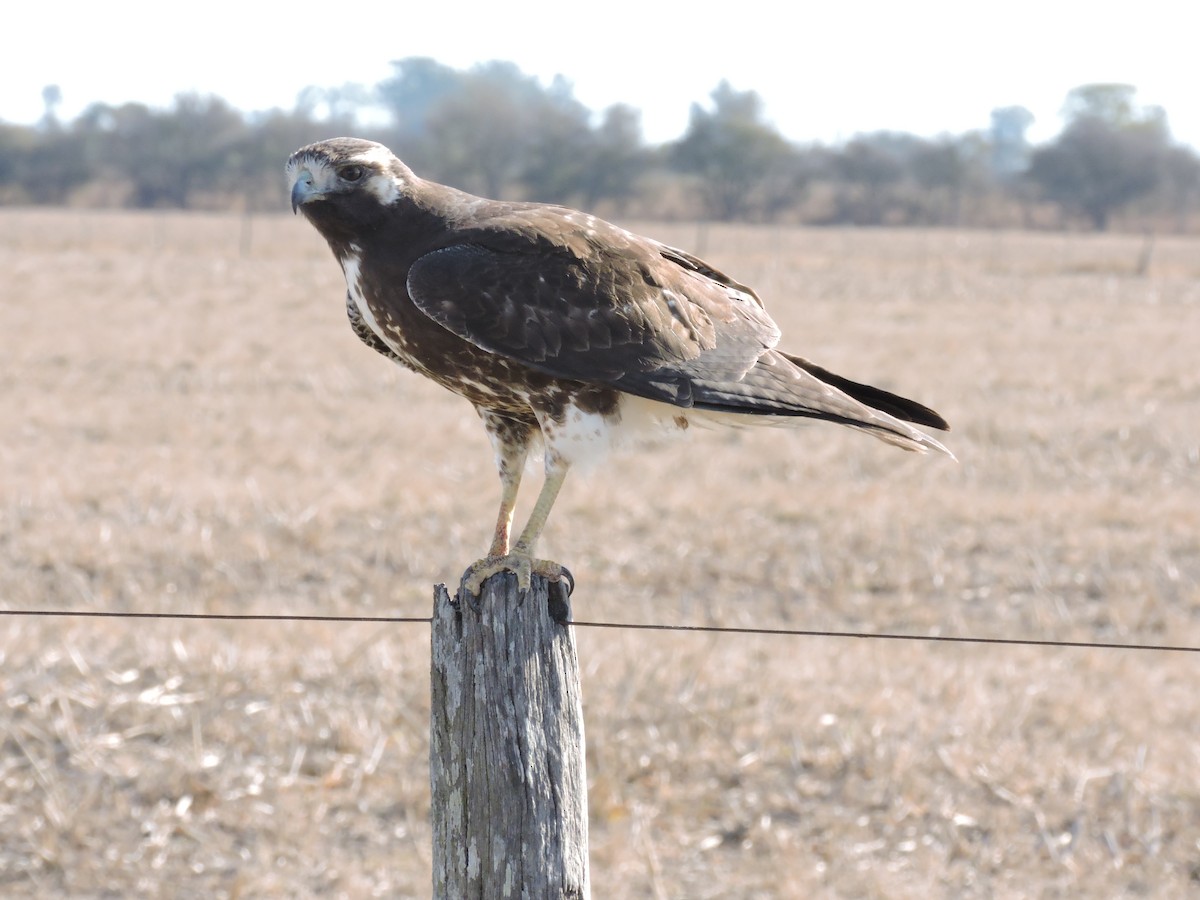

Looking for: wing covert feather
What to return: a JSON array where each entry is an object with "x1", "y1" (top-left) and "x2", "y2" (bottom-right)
[{"x1": 405, "y1": 220, "x2": 782, "y2": 406}]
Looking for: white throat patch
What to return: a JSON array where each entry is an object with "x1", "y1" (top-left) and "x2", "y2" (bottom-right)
[{"x1": 341, "y1": 251, "x2": 404, "y2": 356}]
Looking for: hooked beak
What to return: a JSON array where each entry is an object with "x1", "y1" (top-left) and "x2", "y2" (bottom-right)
[{"x1": 290, "y1": 169, "x2": 319, "y2": 214}]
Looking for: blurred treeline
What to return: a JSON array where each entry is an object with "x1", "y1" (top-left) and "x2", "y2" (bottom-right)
[{"x1": 3, "y1": 58, "x2": 1198, "y2": 232}]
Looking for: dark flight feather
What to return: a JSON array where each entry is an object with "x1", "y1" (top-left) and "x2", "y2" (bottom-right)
[{"x1": 783, "y1": 355, "x2": 950, "y2": 430}]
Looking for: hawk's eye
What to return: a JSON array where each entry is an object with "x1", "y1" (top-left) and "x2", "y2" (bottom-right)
[{"x1": 339, "y1": 165, "x2": 365, "y2": 183}]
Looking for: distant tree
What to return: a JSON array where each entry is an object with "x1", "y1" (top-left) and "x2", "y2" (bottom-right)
[
  {"x1": 1028, "y1": 84, "x2": 1172, "y2": 229},
  {"x1": 911, "y1": 134, "x2": 988, "y2": 225},
  {"x1": 0, "y1": 122, "x2": 89, "y2": 203},
  {"x1": 26, "y1": 132, "x2": 91, "y2": 203},
  {"x1": 1061, "y1": 83, "x2": 1148, "y2": 128},
  {"x1": 517, "y1": 76, "x2": 596, "y2": 203},
  {"x1": 76, "y1": 94, "x2": 247, "y2": 207},
  {"x1": 420, "y1": 62, "x2": 544, "y2": 196},
  {"x1": 406, "y1": 61, "x2": 621, "y2": 205},
  {"x1": 294, "y1": 82, "x2": 373, "y2": 124},
  {"x1": 670, "y1": 81, "x2": 798, "y2": 220},
  {"x1": 989, "y1": 106, "x2": 1034, "y2": 179},
  {"x1": 834, "y1": 133, "x2": 908, "y2": 186},
  {"x1": 1158, "y1": 144, "x2": 1200, "y2": 230},
  {"x1": 0, "y1": 125, "x2": 26, "y2": 189},
  {"x1": 1028, "y1": 121, "x2": 1161, "y2": 230},
  {"x1": 828, "y1": 132, "x2": 916, "y2": 225},
  {"x1": 40, "y1": 84, "x2": 63, "y2": 130},
  {"x1": 579, "y1": 104, "x2": 649, "y2": 211},
  {"x1": 3, "y1": 61, "x2": 1197, "y2": 230},
  {"x1": 377, "y1": 60, "x2": 651, "y2": 209},
  {"x1": 0, "y1": 111, "x2": 91, "y2": 204},
  {"x1": 377, "y1": 57, "x2": 465, "y2": 143}
]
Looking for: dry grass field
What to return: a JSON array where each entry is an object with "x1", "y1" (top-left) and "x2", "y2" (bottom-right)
[{"x1": 2, "y1": 207, "x2": 1198, "y2": 898}]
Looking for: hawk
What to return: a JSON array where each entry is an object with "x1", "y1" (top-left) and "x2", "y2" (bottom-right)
[{"x1": 287, "y1": 138, "x2": 950, "y2": 594}]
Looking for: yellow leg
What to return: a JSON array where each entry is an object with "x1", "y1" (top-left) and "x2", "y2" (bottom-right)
[
  {"x1": 487, "y1": 440, "x2": 527, "y2": 558},
  {"x1": 463, "y1": 455, "x2": 571, "y2": 596},
  {"x1": 511, "y1": 456, "x2": 568, "y2": 556},
  {"x1": 477, "y1": 411, "x2": 533, "y2": 558}
]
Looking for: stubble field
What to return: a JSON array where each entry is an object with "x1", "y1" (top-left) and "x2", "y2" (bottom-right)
[{"x1": 1, "y1": 208, "x2": 1198, "y2": 898}]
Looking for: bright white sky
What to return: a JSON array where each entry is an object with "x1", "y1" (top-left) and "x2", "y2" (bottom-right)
[{"x1": 3, "y1": 1, "x2": 1197, "y2": 149}]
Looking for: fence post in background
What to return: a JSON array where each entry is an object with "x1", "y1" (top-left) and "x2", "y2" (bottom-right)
[
  {"x1": 430, "y1": 573, "x2": 590, "y2": 899},
  {"x1": 239, "y1": 209, "x2": 254, "y2": 258}
]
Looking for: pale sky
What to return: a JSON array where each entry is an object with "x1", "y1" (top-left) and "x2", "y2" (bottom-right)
[{"x1": 4, "y1": 1, "x2": 1197, "y2": 149}]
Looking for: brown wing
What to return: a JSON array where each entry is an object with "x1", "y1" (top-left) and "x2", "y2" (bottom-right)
[{"x1": 405, "y1": 208, "x2": 782, "y2": 407}]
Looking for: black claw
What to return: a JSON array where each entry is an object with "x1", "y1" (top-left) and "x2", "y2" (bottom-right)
[
  {"x1": 465, "y1": 587, "x2": 483, "y2": 614},
  {"x1": 458, "y1": 569, "x2": 483, "y2": 612},
  {"x1": 546, "y1": 578, "x2": 571, "y2": 624},
  {"x1": 558, "y1": 565, "x2": 575, "y2": 597}
]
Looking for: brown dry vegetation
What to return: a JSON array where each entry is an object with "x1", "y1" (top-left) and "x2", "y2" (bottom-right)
[{"x1": 1, "y1": 209, "x2": 1198, "y2": 898}]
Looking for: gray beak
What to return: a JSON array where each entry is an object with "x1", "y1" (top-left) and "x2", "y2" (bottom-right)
[{"x1": 290, "y1": 170, "x2": 316, "y2": 214}]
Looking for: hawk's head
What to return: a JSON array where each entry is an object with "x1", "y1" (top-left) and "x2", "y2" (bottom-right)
[{"x1": 286, "y1": 138, "x2": 412, "y2": 220}]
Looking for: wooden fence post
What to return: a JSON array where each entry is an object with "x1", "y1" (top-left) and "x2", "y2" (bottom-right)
[{"x1": 430, "y1": 573, "x2": 590, "y2": 899}]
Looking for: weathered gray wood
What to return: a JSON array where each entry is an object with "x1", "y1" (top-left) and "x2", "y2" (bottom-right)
[{"x1": 430, "y1": 573, "x2": 589, "y2": 899}]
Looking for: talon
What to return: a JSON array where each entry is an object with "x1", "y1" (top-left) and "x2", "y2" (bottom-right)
[{"x1": 461, "y1": 555, "x2": 570, "y2": 598}]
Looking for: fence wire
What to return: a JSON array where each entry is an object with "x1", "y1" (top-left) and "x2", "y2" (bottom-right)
[{"x1": 1, "y1": 607, "x2": 1196, "y2": 654}]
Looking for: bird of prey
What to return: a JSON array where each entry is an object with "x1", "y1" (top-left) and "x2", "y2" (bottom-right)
[{"x1": 287, "y1": 138, "x2": 950, "y2": 594}]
